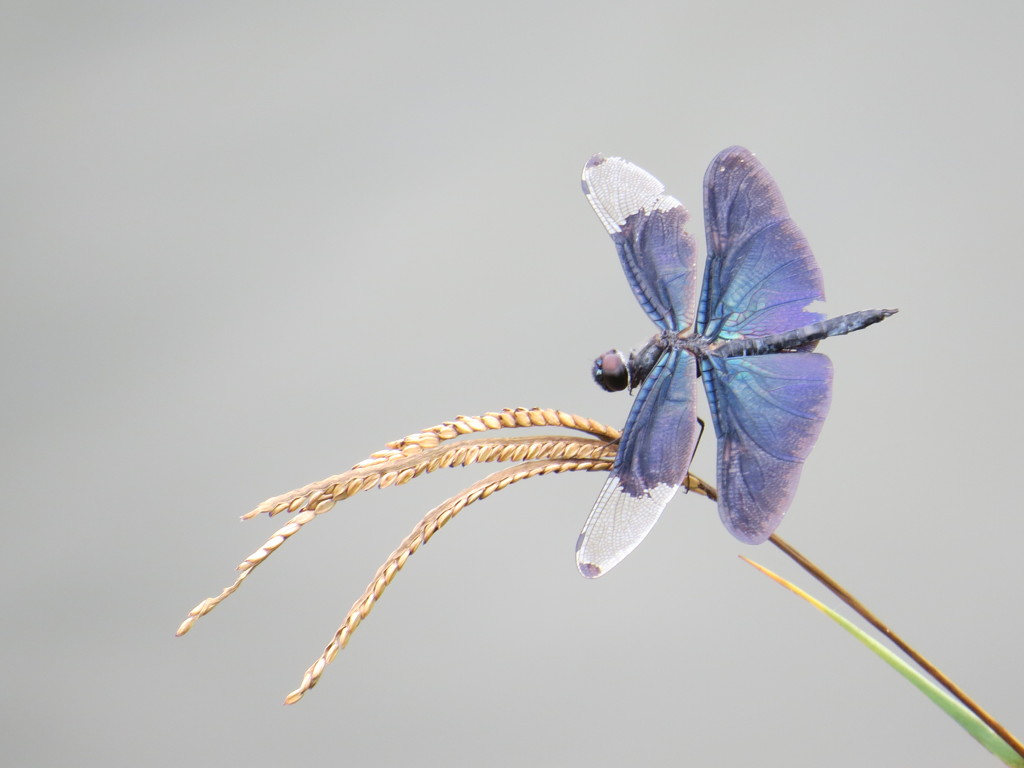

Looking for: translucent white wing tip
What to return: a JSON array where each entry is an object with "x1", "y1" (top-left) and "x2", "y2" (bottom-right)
[
  {"x1": 575, "y1": 531, "x2": 603, "y2": 578},
  {"x1": 581, "y1": 154, "x2": 680, "y2": 236},
  {"x1": 575, "y1": 478, "x2": 678, "y2": 579}
]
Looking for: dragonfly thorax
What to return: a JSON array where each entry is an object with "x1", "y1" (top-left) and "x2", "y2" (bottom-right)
[{"x1": 592, "y1": 330, "x2": 712, "y2": 394}]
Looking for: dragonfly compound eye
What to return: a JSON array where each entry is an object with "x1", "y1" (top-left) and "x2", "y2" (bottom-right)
[{"x1": 593, "y1": 350, "x2": 629, "y2": 392}]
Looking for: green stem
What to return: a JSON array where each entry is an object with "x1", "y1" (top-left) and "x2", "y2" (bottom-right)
[{"x1": 768, "y1": 533, "x2": 1024, "y2": 762}]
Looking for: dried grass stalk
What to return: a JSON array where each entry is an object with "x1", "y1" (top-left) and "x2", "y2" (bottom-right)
[
  {"x1": 177, "y1": 406, "x2": 714, "y2": 704},
  {"x1": 281, "y1": 457, "x2": 604, "y2": 703},
  {"x1": 245, "y1": 408, "x2": 621, "y2": 520},
  {"x1": 177, "y1": 409, "x2": 620, "y2": 637},
  {"x1": 283, "y1": 465, "x2": 715, "y2": 703}
]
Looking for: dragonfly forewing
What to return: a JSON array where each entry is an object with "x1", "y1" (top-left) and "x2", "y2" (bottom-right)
[
  {"x1": 582, "y1": 155, "x2": 698, "y2": 331},
  {"x1": 699, "y1": 146, "x2": 825, "y2": 340},
  {"x1": 576, "y1": 349, "x2": 698, "y2": 577}
]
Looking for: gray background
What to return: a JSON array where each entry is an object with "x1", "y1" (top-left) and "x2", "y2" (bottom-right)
[{"x1": 4, "y1": 2, "x2": 1022, "y2": 766}]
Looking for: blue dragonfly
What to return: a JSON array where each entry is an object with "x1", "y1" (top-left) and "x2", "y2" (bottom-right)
[{"x1": 576, "y1": 147, "x2": 895, "y2": 578}]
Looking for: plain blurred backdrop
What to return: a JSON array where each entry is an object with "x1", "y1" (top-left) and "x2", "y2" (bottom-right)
[{"x1": 3, "y1": 2, "x2": 1023, "y2": 766}]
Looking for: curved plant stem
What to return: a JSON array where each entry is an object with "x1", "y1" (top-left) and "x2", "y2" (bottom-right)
[
  {"x1": 768, "y1": 534, "x2": 1024, "y2": 762},
  {"x1": 177, "y1": 404, "x2": 1022, "y2": 761}
]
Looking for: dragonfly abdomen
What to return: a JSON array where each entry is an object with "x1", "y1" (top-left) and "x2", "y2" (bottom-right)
[{"x1": 712, "y1": 308, "x2": 897, "y2": 358}]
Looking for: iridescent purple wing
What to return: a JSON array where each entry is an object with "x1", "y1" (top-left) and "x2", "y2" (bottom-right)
[
  {"x1": 698, "y1": 146, "x2": 825, "y2": 340},
  {"x1": 582, "y1": 155, "x2": 698, "y2": 331},
  {"x1": 702, "y1": 353, "x2": 833, "y2": 543},
  {"x1": 576, "y1": 349, "x2": 698, "y2": 577}
]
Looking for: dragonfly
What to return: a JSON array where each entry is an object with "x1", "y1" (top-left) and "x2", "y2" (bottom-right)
[{"x1": 576, "y1": 146, "x2": 896, "y2": 578}]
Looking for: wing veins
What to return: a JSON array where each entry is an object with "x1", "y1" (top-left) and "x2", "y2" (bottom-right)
[{"x1": 712, "y1": 360, "x2": 826, "y2": 461}]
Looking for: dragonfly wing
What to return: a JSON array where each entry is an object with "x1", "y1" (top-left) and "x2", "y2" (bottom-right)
[
  {"x1": 582, "y1": 155, "x2": 698, "y2": 331},
  {"x1": 702, "y1": 353, "x2": 833, "y2": 543},
  {"x1": 576, "y1": 349, "x2": 698, "y2": 577},
  {"x1": 699, "y1": 146, "x2": 825, "y2": 339}
]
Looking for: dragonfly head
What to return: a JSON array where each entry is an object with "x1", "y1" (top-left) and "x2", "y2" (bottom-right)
[{"x1": 593, "y1": 349, "x2": 630, "y2": 392}]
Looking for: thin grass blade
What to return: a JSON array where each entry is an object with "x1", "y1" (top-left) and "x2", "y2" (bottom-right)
[{"x1": 742, "y1": 557, "x2": 1024, "y2": 767}]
